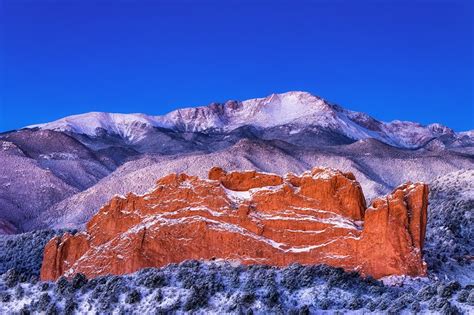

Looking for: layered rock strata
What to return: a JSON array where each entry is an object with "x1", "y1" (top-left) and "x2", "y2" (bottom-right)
[{"x1": 41, "y1": 167, "x2": 428, "y2": 280}]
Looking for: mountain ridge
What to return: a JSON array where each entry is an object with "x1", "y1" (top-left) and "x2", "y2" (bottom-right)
[
  {"x1": 1, "y1": 91, "x2": 472, "y2": 233},
  {"x1": 25, "y1": 91, "x2": 472, "y2": 149}
]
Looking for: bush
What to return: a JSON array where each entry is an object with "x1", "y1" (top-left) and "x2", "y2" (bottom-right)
[
  {"x1": 375, "y1": 296, "x2": 390, "y2": 310},
  {"x1": 429, "y1": 297, "x2": 450, "y2": 311},
  {"x1": 367, "y1": 284, "x2": 385, "y2": 295},
  {"x1": 45, "y1": 304, "x2": 58, "y2": 315},
  {"x1": 346, "y1": 296, "x2": 363, "y2": 310},
  {"x1": 239, "y1": 292, "x2": 255, "y2": 306},
  {"x1": 138, "y1": 269, "x2": 167, "y2": 289},
  {"x1": 183, "y1": 288, "x2": 208, "y2": 311},
  {"x1": 71, "y1": 273, "x2": 87, "y2": 290},
  {"x1": 391, "y1": 292, "x2": 414, "y2": 311},
  {"x1": 456, "y1": 289, "x2": 469, "y2": 303},
  {"x1": 244, "y1": 265, "x2": 277, "y2": 291},
  {"x1": 90, "y1": 283, "x2": 104, "y2": 299},
  {"x1": 177, "y1": 265, "x2": 223, "y2": 296},
  {"x1": 417, "y1": 284, "x2": 437, "y2": 301},
  {"x1": 97, "y1": 299, "x2": 115, "y2": 313},
  {"x1": 467, "y1": 290, "x2": 474, "y2": 306},
  {"x1": 0, "y1": 258, "x2": 469, "y2": 313},
  {"x1": 437, "y1": 281, "x2": 460, "y2": 298},
  {"x1": 40, "y1": 282, "x2": 50, "y2": 291},
  {"x1": 411, "y1": 301, "x2": 421, "y2": 312},
  {"x1": 125, "y1": 289, "x2": 141, "y2": 304},
  {"x1": 64, "y1": 298, "x2": 77, "y2": 315},
  {"x1": 0, "y1": 230, "x2": 66, "y2": 277},
  {"x1": 263, "y1": 287, "x2": 280, "y2": 307},
  {"x1": 297, "y1": 305, "x2": 310, "y2": 315},
  {"x1": 154, "y1": 289, "x2": 163, "y2": 303},
  {"x1": 37, "y1": 292, "x2": 52, "y2": 311},
  {"x1": 15, "y1": 285, "x2": 25, "y2": 299},
  {"x1": 3, "y1": 268, "x2": 20, "y2": 288},
  {"x1": 440, "y1": 301, "x2": 461, "y2": 315},
  {"x1": 365, "y1": 299, "x2": 377, "y2": 312},
  {"x1": 56, "y1": 276, "x2": 72, "y2": 296},
  {"x1": 19, "y1": 305, "x2": 31, "y2": 315},
  {"x1": 0, "y1": 291, "x2": 11, "y2": 303}
]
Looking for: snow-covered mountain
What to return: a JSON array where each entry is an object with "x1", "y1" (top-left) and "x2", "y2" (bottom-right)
[
  {"x1": 26, "y1": 91, "x2": 472, "y2": 149},
  {"x1": 1, "y1": 90, "x2": 472, "y2": 233}
]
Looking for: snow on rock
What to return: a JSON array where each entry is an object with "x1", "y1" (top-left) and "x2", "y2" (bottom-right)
[{"x1": 40, "y1": 167, "x2": 429, "y2": 281}]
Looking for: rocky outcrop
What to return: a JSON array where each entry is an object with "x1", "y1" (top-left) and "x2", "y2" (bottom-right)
[{"x1": 40, "y1": 167, "x2": 428, "y2": 281}]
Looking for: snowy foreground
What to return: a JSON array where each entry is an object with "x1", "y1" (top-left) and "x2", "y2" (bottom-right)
[
  {"x1": 0, "y1": 170, "x2": 473, "y2": 314},
  {"x1": 0, "y1": 258, "x2": 473, "y2": 314}
]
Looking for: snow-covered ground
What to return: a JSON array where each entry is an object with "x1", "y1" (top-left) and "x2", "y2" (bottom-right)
[
  {"x1": 0, "y1": 170, "x2": 473, "y2": 314},
  {"x1": 0, "y1": 261, "x2": 472, "y2": 314}
]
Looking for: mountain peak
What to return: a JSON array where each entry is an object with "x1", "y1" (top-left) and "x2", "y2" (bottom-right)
[{"x1": 24, "y1": 91, "x2": 467, "y2": 149}]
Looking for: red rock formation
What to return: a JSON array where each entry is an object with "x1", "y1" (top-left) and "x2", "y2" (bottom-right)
[{"x1": 40, "y1": 167, "x2": 428, "y2": 281}]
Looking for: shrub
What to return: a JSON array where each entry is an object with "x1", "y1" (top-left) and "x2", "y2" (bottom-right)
[
  {"x1": 346, "y1": 296, "x2": 363, "y2": 310},
  {"x1": 440, "y1": 301, "x2": 461, "y2": 315},
  {"x1": 239, "y1": 292, "x2": 255, "y2": 306},
  {"x1": 29, "y1": 275, "x2": 39, "y2": 284},
  {"x1": 262, "y1": 287, "x2": 280, "y2": 307},
  {"x1": 281, "y1": 264, "x2": 319, "y2": 291},
  {"x1": 447, "y1": 281, "x2": 461, "y2": 291},
  {"x1": 15, "y1": 285, "x2": 25, "y2": 299},
  {"x1": 3, "y1": 268, "x2": 19, "y2": 288},
  {"x1": 71, "y1": 273, "x2": 87, "y2": 290},
  {"x1": 319, "y1": 298, "x2": 331, "y2": 310},
  {"x1": 40, "y1": 282, "x2": 50, "y2": 291},
  {"x1": 183, "y1": 288, "x2": 209, "y2": 311},
  {"x1": 0, "y1": 291, "x2": 11, "y2": 303},
  {"x1": 55, "y1": 276, "x2": 71, "y2": 296},
  {"x1": 456, "y1": 289, "x2": 469, "y2": 303},
  {"x1": 428, "y1": 298, "x2": 449, "y2": 311},
  {"x1": 417, "y1": 284, "x2": 437, "y2": 301},
  {"x1": 467, "y1": 290, "x2": 474, "y2": 306},
  {"x1": 437, "y1": 281, "x2": 460, "y2": 298},
  {"x1": 97, "y1": 299, "x2": 115, "y2": 313},
  {"x1": 0, "y1": 230, "x2": 65, "y2": 277},
  {"x1": 367, "y1": 284, "x2": 385, "y2": 295},
  {"x1": 139, "y1": 270, "x2": 167, "y2": 289},
  {"x1": 177, "y1": 265, "x2": 223, "y2": 296},
  {"x1": 125, "y1": 289, "x2": 141, "y2": 304},
  {"x1": 297, "y1": 305, "x2": 310, "y2": 315},
  {"x1": 45, "y1": 304, "x2": 58, "y2": 315},
  {"x1": 244, "y1": 265, "x2": 277, "y2": 290},
  {"x1": 37, "y1": 293, "x2": 52, "y2": 311},
  {"x1": 411, "y1": 301, "x2": 421, "y2": 312},
  {"x1": 391, "y1": 292, "x2": 414, "y2": 310},
  {"x1": 64, "y1": 298, "x2": 78, "y2": 315},
  {"x1": 19, "y1": 305, "x2": 31, "y2": 315},
  {"x1": 375, "y1": 296, "x2": 390, "y2": 310},
  {"x1": 90, "y1": 284, "x2": 104, "y2": 299},
  {"x1": 154, "y1": 289, "x2": 163, "y2": 303}
]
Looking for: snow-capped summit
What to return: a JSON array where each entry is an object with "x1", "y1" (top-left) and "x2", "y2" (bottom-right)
[
  {"x1": 27, "y1": 112, "x2": 159, "y2": 142},
  {"x1": 26, "y1": 91, "x2": 469, "y2": 148}
]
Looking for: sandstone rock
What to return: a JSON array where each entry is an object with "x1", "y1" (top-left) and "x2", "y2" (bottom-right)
[{"x1": 40, "y1": 167, "x2": 428, "y2": 280}]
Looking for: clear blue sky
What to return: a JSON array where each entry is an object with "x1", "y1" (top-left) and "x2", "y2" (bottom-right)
[{"x1": 1, "y1": 0, "x2": 473, "y2": 132}]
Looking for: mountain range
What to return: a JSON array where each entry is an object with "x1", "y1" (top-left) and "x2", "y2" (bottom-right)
[{"x1": 1, "y1": 91, "x2": 473, "y2": 233}]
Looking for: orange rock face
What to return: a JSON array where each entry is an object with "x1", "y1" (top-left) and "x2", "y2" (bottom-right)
[{"x1": 40, "y1": 167, "x2": 428, "y2": 281}]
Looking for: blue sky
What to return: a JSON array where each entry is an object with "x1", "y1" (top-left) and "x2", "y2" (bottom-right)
[{"x1": 1, "y1": 0, "x2": 473, "y2": 132}]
